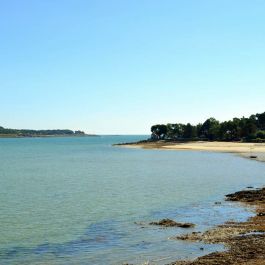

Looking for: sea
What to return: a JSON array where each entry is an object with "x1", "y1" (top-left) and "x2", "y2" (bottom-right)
[{"x1": 0, "y1": 136, "x2": 265, "y2": 265}]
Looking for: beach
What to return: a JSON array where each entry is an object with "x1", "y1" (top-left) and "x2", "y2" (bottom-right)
[{"x1": 119, "y1": 141, "x2": 265, "y2": 162}]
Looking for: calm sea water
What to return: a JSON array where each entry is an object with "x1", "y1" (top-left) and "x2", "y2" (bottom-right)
[{"x1": 0, "y1": 136, "x2": 265, "y2": 265}]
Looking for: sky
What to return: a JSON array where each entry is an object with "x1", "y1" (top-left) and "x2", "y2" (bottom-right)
[{"x1": 0, "y1": 0, "x2": 265, "y2": 134}]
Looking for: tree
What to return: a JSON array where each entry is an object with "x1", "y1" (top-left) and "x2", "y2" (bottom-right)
[
  {"x1": 183, "y1": 123, "x2": 194, "y2": 138},
  {"x1": 149, "y1": 111, "x2": 265, "y2": 142},
  {"x1": 256, "y1": 131, "x2": 265, "y2": 139},
  {"x1": 256, "y1": 112, "x2": 265, "y2": 130},
  {"x1": 219, "y1": 119, "x2": 240, "y2": 141},
  {"x1": 239, "y1": 117, "x2": 257, "y2": 138},
  {"x1": 199, "y1": 118, "x2": 220, "y2": 140},
  {"x1": 151, "y1": 124, "x2": 168, "y2": 139}
]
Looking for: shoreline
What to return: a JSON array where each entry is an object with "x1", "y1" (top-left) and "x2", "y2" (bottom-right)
[
  {"x1": 118, "y1": 141, "x2": 265, "y2": 265},
  {"x1": 168, "y1": 187, "x2": 265, "y2": 265},
  {"x1": 0, "y1": 134, "x2": 99, "y2": 138},
  {"x1": 117, "y1": 140, "x2": 265, "y2": 163}
]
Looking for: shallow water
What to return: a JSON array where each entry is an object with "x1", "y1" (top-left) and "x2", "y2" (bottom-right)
[{"x1": 0, "y1": 136, "x2": 264, "y2": 265}]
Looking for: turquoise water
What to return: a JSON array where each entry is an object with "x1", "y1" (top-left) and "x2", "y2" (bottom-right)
[{"x1": 0, "y1": 136, "x2": 265, "y2": 265}]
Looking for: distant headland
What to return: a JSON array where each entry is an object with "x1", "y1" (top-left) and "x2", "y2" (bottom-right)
[
  {"x1": 149, "y1": 111, "x2": 265, "y2": 142},
  {"x1": 115, "y1": 111, "x2": 265, "y2": 162},
  {"x1": 0, "y1": 126, "x2": 98, "y2": 138}
]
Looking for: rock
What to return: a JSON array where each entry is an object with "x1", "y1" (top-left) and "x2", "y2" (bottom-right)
[
  {"x1": 257, "y1": 212, "x2": 265, "y2": 216},
  {"x1": 150, "y1": 218, "x2": 195, "y2": 228},
  {"x1": 226, "y1": 188, "x2": 265, "y2": 203},
  {"x1": 178, "y1": 223, "x2": 196, "y2": 228}
]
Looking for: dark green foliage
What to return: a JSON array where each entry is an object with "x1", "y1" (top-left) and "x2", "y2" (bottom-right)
[
  {"x1": 183, "y1": 123, "x2": 194, "y2": 139},
  {"x1": 199, "y1": 118, "x2": 220, "y2": 140},
  {"x1": 150, "y1": 112, "x2": 265, "y2": 142},
  {"x1": 151, "y1": 124, "x2": 168, "y2": 139},
  {"x1": 256, "y1": 113, "x2": 265, "y2": 130},
  {"x1": 256, "y1": 131, "x2": 265, "y2": 139}
]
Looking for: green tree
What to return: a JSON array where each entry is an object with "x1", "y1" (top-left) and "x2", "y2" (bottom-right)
[
  {"x1": 199, "y1": 118, "x2": 220, "y2": 140},
  {"x1": 183, "y1": 123, "x2": 194, "y2": 138},
  {"x1": 256, "y1": 112, "x2": 265, "y2": 130},
  {"x1": 151, "y1": 124, "x2": 168, "y2": 139}
]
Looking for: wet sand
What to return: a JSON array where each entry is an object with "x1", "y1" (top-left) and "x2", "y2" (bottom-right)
[{"x1": 118, "y1": 141, "x2": 265, "y2": 162}]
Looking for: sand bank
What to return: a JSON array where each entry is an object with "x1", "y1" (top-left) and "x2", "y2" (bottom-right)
[{"x1": 120, "y1": 141, "x2": 265, "y2": 162}]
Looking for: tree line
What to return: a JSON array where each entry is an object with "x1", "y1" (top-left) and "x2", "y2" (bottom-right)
[
  {"x1": 0, "y1": 126, "x2": 85, "y2": 137},
  {"x1": 150, "y1": 112, "x2": 265, "y2": 142}
]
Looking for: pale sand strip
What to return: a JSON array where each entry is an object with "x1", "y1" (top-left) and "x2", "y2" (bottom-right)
[
  {"x1": 164, "y1": 141, "x2": 265, "y2": 152},
  {"x1": 121, "y1": 141, "x2": 265, "y2": 162},
  {"x1": 164, "y1": 141, "x2": 265, "y2": 162}
]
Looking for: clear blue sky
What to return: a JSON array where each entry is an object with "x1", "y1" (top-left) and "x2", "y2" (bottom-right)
[{"x1": 0, "y1": 0, "x2": 264, "y2": 134}]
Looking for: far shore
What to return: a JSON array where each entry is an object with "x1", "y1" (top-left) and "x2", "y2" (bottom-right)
[
  {"x1": 0, "y1": 134, "x2": 99, "y2": 138},
  {"x1": 118, "y1": 140, "x2": 265, "y2": 162}
]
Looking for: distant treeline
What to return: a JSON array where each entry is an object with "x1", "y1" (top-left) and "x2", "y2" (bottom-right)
[
  {"x1": 0, "y1": 126, "x2": 85, "y2": 137},
  {"x1": 151, "y1": 112, "x2": 265, "y2": 142}
]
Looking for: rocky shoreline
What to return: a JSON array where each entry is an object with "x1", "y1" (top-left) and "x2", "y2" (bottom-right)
[{"x1": 168, "y1": 187, "x2": 265, "y2": 265}]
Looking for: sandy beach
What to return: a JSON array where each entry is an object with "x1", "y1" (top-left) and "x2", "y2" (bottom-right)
[{"x1": 119, "y1": 141, "x2": 265, "y2": 162}]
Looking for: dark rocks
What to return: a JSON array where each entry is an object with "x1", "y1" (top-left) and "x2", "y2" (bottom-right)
[
  {"x1": 226, "y1": 188, "x2": 265, "y2": 203},
  {"x1": 177, "y1": 222, "x2": 196, "y2": 228},
  {"x1": 170, "y1": 234, "x2": 265, "y2": 265},
  {"x1": 150, "y1": 218, "x2": 195, "y2": 228},
  {"x1": 168, "y1": 185, "x2": 265, "y2": 265},
  {"x1": 114, "y1": 139, "x2": 154, "y2": 146},
  {"x1": 257, "y1": 212, "x2": 265, "y2": 216}
]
